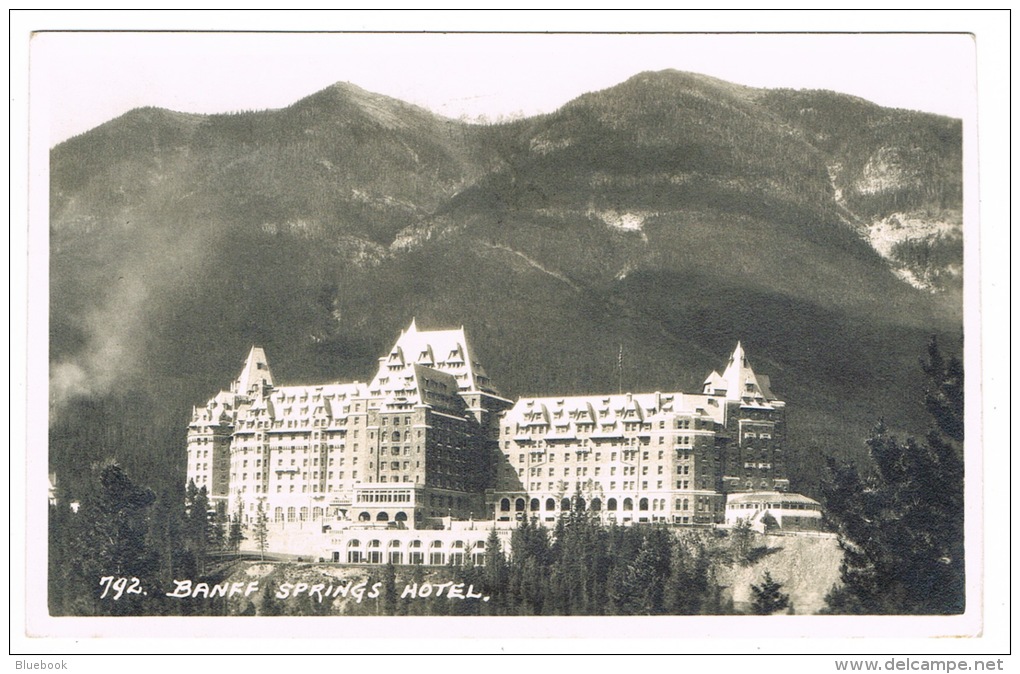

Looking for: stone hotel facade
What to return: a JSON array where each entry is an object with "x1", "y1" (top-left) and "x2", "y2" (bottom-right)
[{"x1": 186, "y1": 320, "x2": 817, "y2": 558}]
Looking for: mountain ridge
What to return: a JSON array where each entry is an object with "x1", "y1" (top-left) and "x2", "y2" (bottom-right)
[{"x1": 48, "y1": 70, "x2": 963, "y2": 501}]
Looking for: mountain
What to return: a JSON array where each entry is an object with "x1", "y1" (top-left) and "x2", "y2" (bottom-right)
[{"x1": 48, "y1": 70, "x2": 963, "y2": 498}]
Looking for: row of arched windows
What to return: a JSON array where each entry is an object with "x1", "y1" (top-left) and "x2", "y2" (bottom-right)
[
  {"x1": 273, "y1": 506, "x2": 328, "y2": 522},
  {"x1": 347, "y1": 539, "x2": 482, "y2": 550},
  {"x1": 356, "y1": 511, "x2": 409, "y2": 522},
  {"x1": 344, "y1": 538, "x2": 486, "y2": 565},
  {"x1": 498, "y1": 496, "x2": 686, "y2": 513}
]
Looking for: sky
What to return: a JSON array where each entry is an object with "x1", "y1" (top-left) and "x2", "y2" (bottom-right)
[{"x1": 32, "y1": 30, "x2": 977, "y2": 146}]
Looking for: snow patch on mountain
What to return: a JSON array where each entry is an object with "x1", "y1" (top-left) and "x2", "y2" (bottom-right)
[
  {"x1": 866, "y1": 212, "x2": 962, "y2": 291},
  {"x1": 592, "y1": 210, "x2": 652, "y2": 241}
]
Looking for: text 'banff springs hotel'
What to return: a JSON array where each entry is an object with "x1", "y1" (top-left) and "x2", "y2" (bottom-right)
[{"x1": 187, "y1": 320, "x2": 822, "y2": 559}]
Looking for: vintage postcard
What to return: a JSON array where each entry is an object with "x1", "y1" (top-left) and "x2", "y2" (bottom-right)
[{"x1": 14, "y1": 13, "x2": 1009, "y2": 660}]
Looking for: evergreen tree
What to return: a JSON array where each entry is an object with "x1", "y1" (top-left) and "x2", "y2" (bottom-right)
[
  {"x1": 823, "y1": 337, "x2": 965, "y2": 614},
  {"x1": 507, "y1": 517, "x2": 551, "y2": 615},
  {"x1": 750, "y1": 570, "x2": 790, "y2": 615},
  {"x1": 729, "y1": 517, "x2": 755, "y2": 565},
  {"x1": 612, "y1": 527, "x2": 673, "y2": 615},
  {"x1": 228, "y1": 498, "x2": 244, "y2": 552},
  {"x1": 47, "y1": 501, "x2": 75, "y2": 615},
  {"x1": 380, "y1": 562, "x2": 399, "y2": 616},
  {"x1": 183, "y1": 480, "x2": 212, "y2": 573},
  {"x1": 144, "y1": 484, "x2": 190, "y2": 614},
  {"x1": 210, "y1": 509, "x2": 226, "y2": 551},
  {"x1": 481, "y1": 527, "x2": 509, "y2": 614},
  {"x1": 663, "y1": 533, "x2": 711, "y2": 615},
  {"x1": 59, "y1": 463, "x2": 157, "y2": 615},
  {"x1": 253, "y1": 500, "x2": 269, "y2": 561}
]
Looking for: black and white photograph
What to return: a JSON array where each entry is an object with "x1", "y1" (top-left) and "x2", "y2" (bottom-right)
[{"x1": 13, "y1": 10, "x2": 1010, "y2": 662}]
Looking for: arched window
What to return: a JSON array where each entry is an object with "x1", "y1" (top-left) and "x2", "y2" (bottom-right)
[
  {"x1": 545, "y1": 498, "x2": 556, "y2": 511},
  {"x1": 623, "y1": 498, "x2": 633, "y2": 511},
  {"x1": 392, "y1": 431, "x2": 401, "y2": 442},
  {"x1": 428, "y1": 540, "x2": 445, "y2": 565},
  {"x1": 591, "y1": 498, "x2": 602, "y2": 512},
  {"x1": 500, "y1": 498, "x2": 510, "y2": 512},
  {"x1": 607, "y1": 498, "x2": 618, "y2": 511},
  {"x1": 274, "y1": 507, "x2": 283, "y2": 522},
  {"x1": 452, "y1": 540, "x2": 465, "y2": 549},
  {"x1": 515, "y1": 498, "x2": 525, "y2": 512},
  {"x1": 359, "y1": 511, "x2": 371, "y2": 521},
  {"x1": 287, "y1": 506, "x2": 296, "y2": 521},
  {"x1": 312, "y1": 507, "x2": 323, "y2": 520},
  {"x1": 389, "y1": 540, "x2": 402, "y2": 548},
  {"x1": 376, "y1": 511, "x2": 389, "y2": 521},
  {"x1": 395, "y1": 511, "x2": 408, "y2": 522},
  {"x1": 561, "y1": 498, "x2": 570, "y2": 511},
  {"x1": 409, "y1": 540, "x2": 424, "y2": 565},
  {"x1": 300, "y1": 507, "x2": 308, "y2": 521},
  {"x1": 346, "y1": 539, "x2": 362, "y2": 563},
  {"x1": 368, "y1": 540, "x2": 382, "y2": 563},
  {"x1": 530, "y1": 498, "x2": 540, "y2": 511}
]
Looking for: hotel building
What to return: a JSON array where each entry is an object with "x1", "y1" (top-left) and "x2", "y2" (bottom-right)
[{"x1": 186, "y1": 320, "x2": 807, "y2": 557}]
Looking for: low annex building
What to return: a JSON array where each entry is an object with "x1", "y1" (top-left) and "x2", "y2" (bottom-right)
[
  {"x1": 724, "y1": 491, "x2": 824, "y2": 533},
  {"x1": 186, "y1": 320, "x2": 810, "y2": 559}
]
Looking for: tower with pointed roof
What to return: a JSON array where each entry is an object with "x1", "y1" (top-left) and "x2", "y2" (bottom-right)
[
  {"x1": 704, "y1": 343, "x2": 788, "y2": 494},
  {"x1": 187, "y1": 319, "x2": 513, "y2": 529},
  {"x1": 189, "y1": 328, "x2": 796, "y2": 553},
  {"x1": 491, "y1": 342, "x2": 788, "y2": 526}
]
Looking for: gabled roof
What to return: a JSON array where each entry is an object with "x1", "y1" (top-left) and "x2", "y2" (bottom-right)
[
  {"x1": 371, "y1": 318, "x2": 498, "y2": 395},
  {"x1": 703, "y1": 342, "x2": 778, "y2": 403},
  {"x1": 233, "y1": 346, "x2": 273, "y2": 397}
]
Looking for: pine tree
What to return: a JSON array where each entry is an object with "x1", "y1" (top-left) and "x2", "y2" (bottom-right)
[
  {"x1": 729, "y1": 517, "x2": 755, "y2": 565},
  {"x1": 663, "y1": 533, "x2": 711, "y2": 615},
  {"x1": 253, "y1": 499, "x2": 269, "y2": 561},
  {"x1": 380, "y1": 562, "x2": 399, "y2": 615},
  {"x1": 823, "y1": 337, "x2": 965, "y2": 614},
  {"x1": 507, "y1": 517, "x2": 551, "y2": 615},
  {"x1": 228, "y1": 498, "x2": 244, "y2": 552},
  {"x1": 60, "y1": 463, "x2": 157, "y2": 615},
  {"x1": 750, "y1": 570, "x2": 790, "y2": 615},
  {"x1": 481, "y1": 527, "x2": 509, "y2": 614},
  {"x1": 183, "y1": 481, "x2": 211, "y2": 573}
]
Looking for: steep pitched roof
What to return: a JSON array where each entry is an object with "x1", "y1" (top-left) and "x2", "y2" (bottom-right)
[
  {"x1": 370, "y1": 319, "x2": 498, "y2": 395},
  {"x1": 718, "y1": 342, "x2": 767, "y2": 401},
  {"x1": 233, "y1": 346, "x2": 273, "y2": 397}
]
